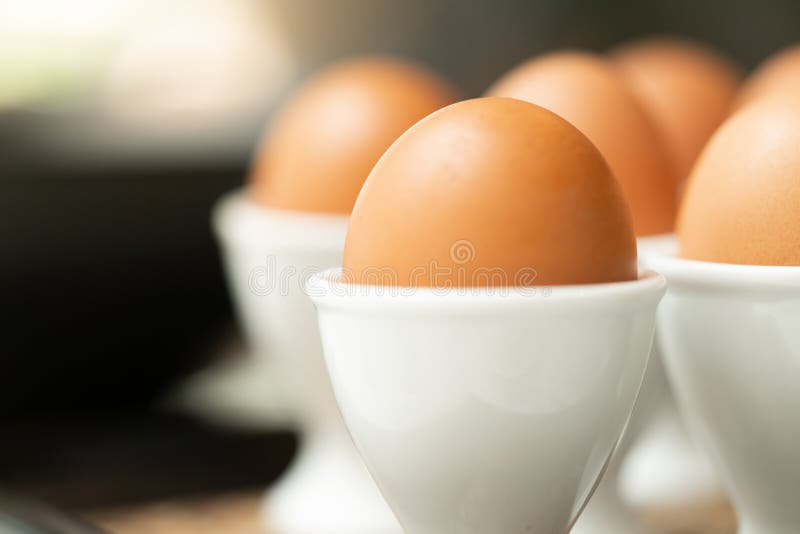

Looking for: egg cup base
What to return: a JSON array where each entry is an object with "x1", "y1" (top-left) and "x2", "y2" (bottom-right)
[{"x1": 263, "y1": 425, "x2": 402, "y2": 533}]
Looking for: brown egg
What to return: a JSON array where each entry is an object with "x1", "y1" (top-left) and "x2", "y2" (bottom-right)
[
  {"x1": 343, "y1": 97, "x2": 637, "y2": 287},
  {"x1": 678, "y1": 98, "x2": 800, "y2": 265},
  {"x1": 735, "y1": 44, "x2": 800, "y2": 109},
  {"x1": 611, "y1": 36, "x2": 742, "y2": 185},
  {"x1": 487, "y1": 51, "x2": 676, "y2": 236},
  {"x1": 249, "y1": 57, "x2": 458, "y2": 214}
]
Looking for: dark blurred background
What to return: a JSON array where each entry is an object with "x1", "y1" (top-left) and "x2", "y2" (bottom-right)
[{"x1": 1, "y1": 0, "x2": 797, "y2": 522}]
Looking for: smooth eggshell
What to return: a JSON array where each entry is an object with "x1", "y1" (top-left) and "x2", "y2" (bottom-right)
[
  {"x1": 343, "y1": 97, "x2": 638, "y2": 287},
  {"x1": 487, "y1": 51, "x2": 676, "y2": 236},
  {"x1": 611, "y1": 36, "x2": 741, "y2": 185},
  {"x1": 735, "y1": 43, "x2": 800, "y2": 109},
  {"x1": 249, "y1": 57, "x2": 458, "y2": 214},
  {"x1": 678, "y1": 98, "x2": 800, "y2": 265}
]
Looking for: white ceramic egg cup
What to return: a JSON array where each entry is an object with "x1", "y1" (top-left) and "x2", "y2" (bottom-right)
[
  {"x1": 574, "y1": 235, "x2": 724, "y2": 534},
  {"x1": 307, "y1": 269, "x2": 665, "y2": 533},
  {"x1": 213, "y1": 190, "x2": 400, "y2": 533},
  {"x1": 641, "y1": 236, "x2": 800, "y2": 534},
  {"x1": 570, "y1": 338, "x2": 667, "y2": 534},
  {"x1": 620, "y1": 236, "x2": 723, "y2": 515}
]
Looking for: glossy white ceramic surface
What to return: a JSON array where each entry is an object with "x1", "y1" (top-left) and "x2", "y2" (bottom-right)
[
  {"x1": 608, "y1": 235, "x2": 723, "y2": 519},
  {"x1": 571, "y1": 333, "x2": 667, "y2": 534},
  {"x1": 213, "y1": 190, "x2": 400, "y2": 533},
  {"x1": 620, "y1": 396, "x2": 723, "y2": 509},
  {"x1": 308, "y1": 270, "x2": 665, "y2": 534},
  {"x1": 641, "y1": 236, "x2": 800, "y2": 534},
  {"x1": 572, "y1": 234, "x2": 676, "y2": 534}
]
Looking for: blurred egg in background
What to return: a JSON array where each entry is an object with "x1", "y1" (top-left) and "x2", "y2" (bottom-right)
[
  {"x1": 610, "y1": 36, "x2": 742, "y2": 188},
  {"x1": 487, "y1": 51, "x2": 677, "y2": 236},
  {"x1": 735, "y1": 42, "x2": 800, "y2": 108},
  {"x1": 249, "y1": 57, "x2": 457, "y2": 214}
]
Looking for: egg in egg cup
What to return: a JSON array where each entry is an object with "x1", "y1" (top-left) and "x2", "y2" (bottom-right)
[
  {"x1": 640, "y1": 99, "x2": 800, "y2": 534},
  {"x1": 308, "y1": 97, "x2": 666, "y2": 533}
]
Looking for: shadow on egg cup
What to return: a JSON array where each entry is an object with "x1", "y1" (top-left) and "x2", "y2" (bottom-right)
[
  {"x1": 213, "y1": 190, "x2": 400, "y2": 533},
  {"x1": 570, "y1": 334, "x2": 667, "y2": 534},
  {"x1": 574, "y1": 234, "x2": 725, "y2": 534},
  {"x1": 307, "y1": 268, "x2": 665, "y2": 533},
  {"x1": 642, "y1": 236, "x2": 800, "y2": 534}
]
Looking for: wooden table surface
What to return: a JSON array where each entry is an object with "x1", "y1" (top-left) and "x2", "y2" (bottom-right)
[{"x1": 92, "y1": 492, "x2": 737, "y2": 534}]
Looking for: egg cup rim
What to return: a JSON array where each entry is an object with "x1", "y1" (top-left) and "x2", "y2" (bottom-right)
[
  {"x1": 213, "y1": 188, "x2": 349, "y2": 251},
  {"x1": 305, "y1": 267, "x2": 665, "y2": 311},
  {"x1": 640, "y1": 235, "x2": 800, "y2": 291}
]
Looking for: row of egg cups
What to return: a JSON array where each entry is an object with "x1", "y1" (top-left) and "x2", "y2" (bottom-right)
[{"x1": 215, "y1": 190, "x2": 798, "y2": 534}]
